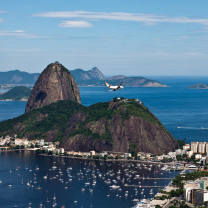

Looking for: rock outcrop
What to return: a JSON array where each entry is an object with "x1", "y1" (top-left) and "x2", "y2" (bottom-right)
[{"x1": 25, "y1": 62, "x2": 81, "y2": 113}]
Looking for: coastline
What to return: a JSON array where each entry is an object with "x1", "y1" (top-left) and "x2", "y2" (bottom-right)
[{"x1": 0, "y1": 148, "x2": 179, "y2": 165}]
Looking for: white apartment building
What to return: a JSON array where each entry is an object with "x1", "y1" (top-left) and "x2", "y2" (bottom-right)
[
  {"x1": 90, "y1": 151, "x2": 95, "y2": 156},
  {"x1": 195, "y1": 154, "x2": 202, "y2": 159},
  {"x1": 124, "y1": 153, "x2": 131, "y2": 159},
  {"x1": 184, "y1": 182, "x2": 200, "y2": 202},
  {"x1": 191, "y1": 142, "x2": 198, "y2": 153},
  {"x1": 183, "y1": 144, "x2": 190, "y2": 150},
  {"x1": 186, "y1": 151, "x2": 193, "y2": 158},
  {"x1": 60, "y1": 148, "x2": 64, "y2": 154},
  {"x1": 14, "y1": 138, "x2": 29, "y2": 146},
  {"x1": 198, "y1": 142, "x2": 206, "y2": 153}
]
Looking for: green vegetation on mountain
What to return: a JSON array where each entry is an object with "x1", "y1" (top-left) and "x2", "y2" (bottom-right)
[
  {"x1": 0, "y1": 86, "x2": 31, "y2": 101},
  {"x1": 0, "y1": 98, "x2": 178, "y2": 154},
  {"x1": 0, "y1": 100, "x2": 84, "y2": 139}
]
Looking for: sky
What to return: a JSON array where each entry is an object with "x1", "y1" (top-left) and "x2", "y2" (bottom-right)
[{"x1": 1, "y1": 0, "x2": 208, "y2": 76}]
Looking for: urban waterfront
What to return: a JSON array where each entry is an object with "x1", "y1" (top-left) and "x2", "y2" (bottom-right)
[{"x1": 0, "y1": 151, "x2": 180, "y2": 208}]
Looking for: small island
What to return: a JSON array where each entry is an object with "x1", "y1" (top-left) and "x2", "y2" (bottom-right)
[
  {"x1": 0, "y1": 86, "x2": 31, "y2": 101},
  {"x1": 188, "y1": 83, "x2": 208, "y2": 89}
]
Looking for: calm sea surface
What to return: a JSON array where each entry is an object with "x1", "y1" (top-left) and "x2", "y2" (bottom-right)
[
  {"x1": 0, "y1": 151, "x2": 179, "y2": 208},
  {"x1": 0, "y1": 76, "x2": 208, "y2": 207}
]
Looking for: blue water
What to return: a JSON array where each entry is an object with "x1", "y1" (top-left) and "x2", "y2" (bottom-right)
[
  {"x1": 1, "y1": 77, "x2": 208, "y2": 143},
  {"x1": 0, "y1": 151, "x2": 179, "y2": 208}
]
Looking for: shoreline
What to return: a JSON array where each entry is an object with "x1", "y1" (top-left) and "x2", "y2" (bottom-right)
[{"x1": 0, "y1": 148, "x2": 179, "y2": 165}]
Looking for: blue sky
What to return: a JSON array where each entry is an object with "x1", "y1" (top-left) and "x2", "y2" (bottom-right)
[{"x1": 1, "y1": 0, "x2": 208, "y2": 76}]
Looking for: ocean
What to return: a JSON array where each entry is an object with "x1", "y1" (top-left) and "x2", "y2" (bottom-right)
[{"x1": 0, "y1": 76, "x2": 208, "y2": 207}]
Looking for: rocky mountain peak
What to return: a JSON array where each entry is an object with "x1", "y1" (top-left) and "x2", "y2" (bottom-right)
[
  {"x1": 25, "y1": 62, "x2": 81, "y2": 113},
  {"x1": 88, "y1": 67, "x2": 106, "y2": 80}
]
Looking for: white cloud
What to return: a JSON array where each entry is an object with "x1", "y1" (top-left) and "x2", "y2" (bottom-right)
[
  {"x1": 0, "y1": 10, "x2": 9, "y2": 22},
  {"x1": 33, "y1": 11, "x2": 208, "y2": 25},
  {"x1": 0, "y1": 11, "x2": 8, "y2": 13},
  {"x1": 0, "y1": 30, "x2": 43, "y2": 38},
  {"x1": 59, "y1": 21, "x2": 92, "y2": 28}
]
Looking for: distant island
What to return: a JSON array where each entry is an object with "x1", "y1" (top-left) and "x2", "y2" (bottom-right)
[
  {"x1": 0, "y1": 67, "x2": 167, "y2": 88},
  {"x1": 0, "y1": 86, "x2": 31, "y2": 101},
  {"x1": 188, "y1": 84, "x2": 208, "y2": 89}
]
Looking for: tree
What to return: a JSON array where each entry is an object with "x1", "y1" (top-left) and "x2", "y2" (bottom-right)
[
  {"x1": 35, "y1": 149, "x2": 41, "y2": 154},
  {"x1": 113, "y1": 97, "x2": 118, "y2": 102},
  {"x1": 48, "y1": 151, "x2": 53, "y2": 155}
]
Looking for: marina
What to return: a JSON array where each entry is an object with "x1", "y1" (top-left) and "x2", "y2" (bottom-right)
[{"x1": 0, "y1": 150, "x2": 180, "y2": 208}]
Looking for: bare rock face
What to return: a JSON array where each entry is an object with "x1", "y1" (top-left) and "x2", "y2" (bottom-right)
[{"x1": 25, "y1": 62, "x2": 81, "y2": 113}]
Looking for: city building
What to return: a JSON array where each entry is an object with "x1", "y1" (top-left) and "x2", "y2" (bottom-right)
[
  {"x1": 184, "y1": 182, "x2": 200, "y2": 202},
  {"x1": 14, "y1": 138, "x2": 29, "y2": 146},
  {"x1": 183, "y1": 144, "x2": 190, "y2": 150},
  {"x1": 124, "y1": 153, "x2": 131, "y2": 159},
  {"x1": 191, "y1": 142, "x2": 199, "y2": 153},
  {"x1": 60, "y1": 148, "x2": 64, "y2": 154},
  {"x1": 199, "y1": 180, "x2": 206, "y2": 189},
  {"x1": 195, "y1": 154, "x2": 202, "y2": 160},
  {"x1": 192, "y1": 189, "x2": 208, "y2": 205},
  {"x1": 175, "y1": 149, "x2": 182, "y2": 155},
  {"x1": 186, "y1": 151, "x2": 193, "y2": 158},
  {"x1": 90, "y1": 151, "x2": 95, "y2": 156},
  {"x1": 205, "y1": 143, "x2": 208, "y2": 154},
  {"x1": 198, "y1": 142, "x2": 206, "y2": 153}
]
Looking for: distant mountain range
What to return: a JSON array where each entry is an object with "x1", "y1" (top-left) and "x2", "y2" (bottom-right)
[
  {"x1": 0, "y1": 70, "x2": 39, "y2": 84},
  {"x1": 0, "y1": 67, "x2": 167, "y2": 87}
]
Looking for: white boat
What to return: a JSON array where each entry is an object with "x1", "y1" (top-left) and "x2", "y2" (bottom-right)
[
  {"x1": 110, "y1": 185, "x2": 120, "y2": 189},
  {"x1": 53, "y1": 193, "x2": 56, "y2": 200},
  {"x1": 27, "y1": 181, "x2": 30, "y2": 186}
]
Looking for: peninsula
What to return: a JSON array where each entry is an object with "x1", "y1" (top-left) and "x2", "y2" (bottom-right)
[{"x1": 0, "y1": 86, "x2": 31, "y2": 101}]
